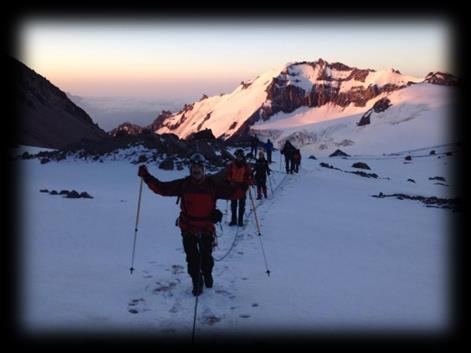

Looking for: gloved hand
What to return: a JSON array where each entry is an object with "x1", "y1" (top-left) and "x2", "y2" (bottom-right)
[{"x1": 138, "y1": 165, "x2": 149, "y2": 178}]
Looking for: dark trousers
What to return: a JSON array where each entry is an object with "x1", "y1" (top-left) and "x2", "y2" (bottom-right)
[
  {"x1": 256, "y1": 177, "x2": 268, "y2": 198},
  {"x1": 285, "y1": 156, "x2": 292, "y2": 174},
  {"x1": 257, "y1": 185, "x2": 267, "y2": 198},
  {"x1": 181, "y1": 232, "x2": 214, "y2": 279},
  {"x1": 230, "y1": 197, "x2": 246, "y2": 223},
  {"x1": 266, "y1": 150, "x2": 272, "y2": 163}
]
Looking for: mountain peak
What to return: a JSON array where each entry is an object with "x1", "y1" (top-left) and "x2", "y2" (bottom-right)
[
  {"x1": 10, "y1": 56, "x2": 108, "y2": 149},
  {"x1": 424, "y1": 71, "x2": 461, "y2": 86},
  {"x1": 152, "y1": 59, "x2": 439, "y2": 142}
]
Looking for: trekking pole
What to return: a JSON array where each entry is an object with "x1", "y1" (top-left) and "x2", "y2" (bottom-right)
[
  {"x1": 191, "y1": 292, "x2": 199, "y2": 343},
  {"x1": 129, "y1": 177, "x2": 144, "y2": 274},
  {"x1": 248, "y1": 187, "x2": 262, "y2": 236},
  {"x1": 248, "y1": 188, "x2": 271, "y2": 277},
  {"x1": 191, "y1": 242, "x2": 203, "y2": 343},
  {"x1": 279, "y1": 152, "x2": 282, "y2": 172},
  {"x1": 268, "y1": 174, "x2": 274, "y2": 197},
  {"x1": 225, "y1": 200, "x2": 229, "y2": 224}
]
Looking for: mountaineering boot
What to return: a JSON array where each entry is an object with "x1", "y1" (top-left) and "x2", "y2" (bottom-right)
[
  {"x1": 238, "y1": 207, "x2": 245, "y2": 227},
  {"x1": 192, "y1": 275, "x2": 204, "y2": 296},
  {"x1": 229, "y1": 216, "x2": 237, "y2": 226},
  {"x1": 203, "y1": 273, "x2": 213, "y2": 288},
  {"x1": 229, "y1": 202, "x2": 238, "y2": 226}
]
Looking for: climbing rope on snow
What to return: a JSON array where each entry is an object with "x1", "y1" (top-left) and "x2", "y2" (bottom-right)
[{"x1": 213, "y1": 171, "x2": 288, "y2": 262}]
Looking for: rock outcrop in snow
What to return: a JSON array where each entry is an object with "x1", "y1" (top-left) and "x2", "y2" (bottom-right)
[{"x1": 423, "y1": 72, "x2": 461, "y2": 86}]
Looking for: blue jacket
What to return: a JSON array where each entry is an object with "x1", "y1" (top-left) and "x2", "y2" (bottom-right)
[{"x1": 264, "y1": 141, "x2": 273, "y2": 152}]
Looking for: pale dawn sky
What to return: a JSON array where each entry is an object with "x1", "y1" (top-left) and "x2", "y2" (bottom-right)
[{"x1": 18, "y1": 17, "x2": 452, "y2": 102}]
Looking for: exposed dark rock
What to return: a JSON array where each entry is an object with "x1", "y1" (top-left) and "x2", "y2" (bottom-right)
[
  {"x1": 372, "y1": 192, "x2": 461, "y2": 212},
  {"x1": 320, "y1": 161, "x2": 382, "y2": 179},
  {"x1": 240, "y1": 81, "x2": 252, "y2": 89},
  {"x1": 347, "y1": 68, "x2": 372, "y2": 82},
  {"x1": 182, "y1": 103, "x2": 195, "y2": 112},
  {"x1": 220, "y1": 148, "x2": 236, "y2": 161},
  {"x1": 11, "y1": 56, "x2": 108, "y2": 149},
  {"x1": 108, "y1": 122, "x2": 144, "y2": 137},
  {"x1": 19, "y1": 131, "x2": 229, "y2": 169},
  {"x1": 40, "y1": 189, "x2": 49, "y2": 193},
  {"x1": 308, "y1": 155, "x2": 317, "y2": 160},
  {"x1": 148, "y1": 110, "x2": 173, "y2": 132},
  {"x1": 160, "y1": 134, "x2": 191, "y2": 155},
  {"x1": 228, "y1": 121, "x2": 238, "y2": 130},
  {"x1": 329, "y1": 149, "x2": 350, "y2": 157},
  {"x1": 191, "y1": 140, "x2": 223, "y2": 166},
  {"x1": 40, "y1": 158, "x2": 50, "y2": 164},
  {"x1": 349, "y1": 171, "x2": 378, "y2": 178},
  {"x1": 65, "y1": 190, "x2": 81, "y2": 198},
  {"x1": 268, "y1": 83, "x2": 306, "y2": 113},
  {"x1": 21, "y1": 152, "x2": 34, "y2": 160},
  {"x1": 137, "y1": 155, "x2": 148, "y2": 163},
  {"x1": 190, "y1": 128, "x2": 216, "y2": 140},
  {"x1": 352, "y1": 162, "x2": 371, "y2": 170},
  {"x1": 429, "y1": 176, "x2": 446, "y2": 182},
  {"x1": 159, "y1": 158, "x2": 175, "y2": 170},
  {"x1": 45, "y1": 189, "x2": 93, "y2": 198},
  {"x1": 429, "y1": 150, "x2": 436, "y2": 155},
  {"x1": 79, "y1": 192, "x2": 93, "y2": 199},
  {"x1": 424, "y1": 72, "x2": 461, "y2": 86},
  {"x1": 196, "y1": 113, "x2": 212, "y2": 132},
  {"x1": 357, "y1": 111, "x2": 371, "y2": 126},
  {"x1": 407, "y1": 178, "x2": 416, "y2": 183},
  {"x1": 320, "y1": 162, "x2": 338, "y2": 169},
  {"x1": 372, "y1": 97, "x2": 391, "y2": 113},
  {"x1": 405, "y1": 155, "x2": 412, "y2": 161},
  {"x1": 446, "y1": 152, "x2": 453, "y2": 156}
]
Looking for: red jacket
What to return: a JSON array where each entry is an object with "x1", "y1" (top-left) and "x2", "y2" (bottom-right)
[
  {"x1": 293, "y1": 150, "x2": 301, "y2": 162},
  {"x1": 226, "y1": 161, "x2": 253, "y2": 200},
  {"x1": 143, "y1": 174, "x2": 239, "y2": 234}
]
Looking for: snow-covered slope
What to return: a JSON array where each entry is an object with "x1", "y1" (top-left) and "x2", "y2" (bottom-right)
[
  {"x1": 278, "y1": 61, "x2": 420, "y2": 94},
  {"x1": 153, "y1": 59, "x2": 431, "y2": 141},
  {"x1": 253, "y1": 83, "x2": 455, "y2": 156},
  {"x1": 156, "y1": 67, "x2": 282, "y2": 139},
  {"x1": 18, "y1": 145, "x2": 458, "y2": 339}
]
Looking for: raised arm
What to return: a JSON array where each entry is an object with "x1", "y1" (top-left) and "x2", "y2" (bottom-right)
[{"x1": 138, "y1": 165, "x2": 184, "y2": 197}]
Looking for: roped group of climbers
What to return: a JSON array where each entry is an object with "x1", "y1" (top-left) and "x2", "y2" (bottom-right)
[{"x1": 137, "y1": 138, "x2": 299, "y2": 296}]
